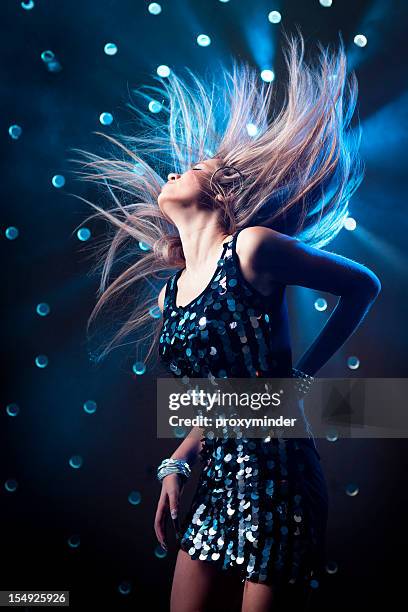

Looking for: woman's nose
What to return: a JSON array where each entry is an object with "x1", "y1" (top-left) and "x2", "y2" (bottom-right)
[{"x1": 168, "y1": 172, "x2": 180, "y2": 181}]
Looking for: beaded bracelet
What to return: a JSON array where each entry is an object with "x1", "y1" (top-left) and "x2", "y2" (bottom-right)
[
  {"x1": 291, "y1": 367, "x2": 315, "y2": 397},
  {"x1": 157, "y1": 458, "x2": 192, "y2": 483}
]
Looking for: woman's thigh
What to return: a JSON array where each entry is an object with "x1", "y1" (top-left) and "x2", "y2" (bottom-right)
[
  {"x1": 171, "y1": 548, "x2": 244, "y2": 612},
  {"x1": 170, "y1": 548, "x2": 220, "y2": 612}
]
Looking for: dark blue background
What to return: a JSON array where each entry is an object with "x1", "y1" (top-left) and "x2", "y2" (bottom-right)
[{"x1": 2, "y1": 1, "x2": 407, "y2": 609}]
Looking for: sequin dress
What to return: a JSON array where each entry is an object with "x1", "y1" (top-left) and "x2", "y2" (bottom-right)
[{"x1": 158, "y1": 229, "x2": 329, "y2": 594}]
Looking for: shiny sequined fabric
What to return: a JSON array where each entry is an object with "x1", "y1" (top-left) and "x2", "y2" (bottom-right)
[{"x1": 158, "y1": 229, "x2": 329, "y2": 592}]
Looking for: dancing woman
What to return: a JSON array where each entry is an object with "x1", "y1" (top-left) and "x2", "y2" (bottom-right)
[{"x1": 72, "y1": 33, "x2": 381, "y2": 612}]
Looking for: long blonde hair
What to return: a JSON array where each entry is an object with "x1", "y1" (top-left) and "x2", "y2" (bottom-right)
[{"x1": 69, "y1": 32, "x2": 363, "y2": 368}]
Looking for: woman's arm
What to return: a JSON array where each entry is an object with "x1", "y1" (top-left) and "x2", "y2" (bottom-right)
[
  {"x1": 169, "y1": 426, "x2": 204, "y2": 467},
  {"x1": 237, "y1": 226, "x2": 382, "y2": 377}
]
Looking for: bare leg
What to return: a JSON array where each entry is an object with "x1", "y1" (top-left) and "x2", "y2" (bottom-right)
[
  {"x1": 170, "y1": 548, "x2": 220, "y2": 612},
  {"x1": 241, "y1": 579, "x2": 275, "y2": 612}
]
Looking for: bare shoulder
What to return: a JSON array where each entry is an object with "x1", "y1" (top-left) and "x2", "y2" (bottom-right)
[
  {"x1": 235, "y1": 226, "x2": 297, "y2": 270},
  {"x1": 232, "y1": 226, "x2": 295, "y2": 296},
  {"x1": 157, "y1": 283, "x2": 167, "y2": 313}
]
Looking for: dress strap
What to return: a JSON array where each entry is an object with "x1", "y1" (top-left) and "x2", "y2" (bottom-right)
[{"x1": 163, "y1": 272, "x2": 178, "y2": 309}]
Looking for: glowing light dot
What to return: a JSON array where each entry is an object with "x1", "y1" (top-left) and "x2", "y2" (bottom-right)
[
  {"x1": 157, "y1": 64, "x2": 170, "y2": 77},
  {"x1": 99, "y1": 112, "x2": 113, "y2": 125},
  {"x1": 345, "y1": 483, "x2": 359, "y2": 496},
  {"x1": 132, "y1": 361, "x2": 146, "y2": 375},
  {"x1": 118, "y1": 581, "x2": 132, "y2": 595},
  {"x1": 40, "y1": 50, "x2": 62, "y2": 72},
  {"x1": 310, "y1": 579, "x2": 319, "y2": 589},
  {"x1": 41, "y1": 50, "x2": 55, "y2": 63},
  {"x1": 219, "y1": 0, "x2": 230, "y2": 3},
  {"x1": 128, "y1": 491, "x2": 142, "y2": 505},
  {"x1": 83, "y1": 400, "x2": 97, "y2": 414},
  {"x1": 197, "y1": 34, "x2": 211, "y2": 47},
  {"x1": 36, "y1": 302, "x2": 50, "y2": 316},
  {"x1": 155, "y1": 545, "x2": 167, "y2": 558},
  {"x1": 77, "y1": 228, "x2": 91, "y2": 241},
  {"x1": 268, "y1": 11, "x2": 282, "y2": 24},
  {"x1": 314, "y1": 298, "x2": 327, "y2": 312},
  {"x1": 344, "y1": 217, "x2": 357, "y2": 231},
  {"x1": 5, "y1": 479, "x2": 18, "y2": 492},
  {"x1": 148, "y1": 100, "x2": 162, "y2": 113},
  {"x1": 9, "y1": 124, "x2": 22, "y2": 140},
  {"x1": 69, "y1": 455, "x2": 83, "y2": 469},
  {"x1": 354, "y1": 34, "x2": 367, "y2": 47},
  {"x1": 138, "y1": 240, "x2": 150, "y2": 251},
  {"x1": 149, "y1": 305, "x2": 162, "y2": 319},
  {"x1": 326, "y1": 428, "x2": 339, "y2": 442},
  {"x1": 5, "y1": 226, "x2": 19, "y2": 240},
  {"x1": 104, "y1": 43, "x2": 118, "y2": 56},
  {"x1": 35, "y1": 354, "x2": 48, "y2": 368},
  {"x1": 261, "y1": 69, "x2": 275, "y2": 82},
  {"x1": 52, "y1": 174, "x2": 65, "y2": 188},
  {"x1": 319, "y1": 0, "x2": 333, "y2": 7},
  {"x1": 6, "y1": 403, "x2": 20, "y2": 417},
  {"x1": 148, "y1": 3, "x2": 162, "y2": 15},
  {"x1": 326, "y1": 561, "x2": 339, "y2": 574},
  {"x1": 246, "y1": 123, "x2": 258, "y2": 136},
  {"x1": 174, "y1": 426, "x2": 186, "y2": 438},
  {"x1": 21, "y1": 0, "x2": 35, "y2": 9},
  {"x1": 67, "y1": 535, "x2": 80, "y2": 548},
  {"x1": 347, "y1": 356, "x2": 360, "y2": 370}
]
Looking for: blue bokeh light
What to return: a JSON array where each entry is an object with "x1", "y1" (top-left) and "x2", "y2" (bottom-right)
[
  {"x1": 354, "y1": 34, "x2": 368, "y2": 47},
  {"x1": 36, "y1": 302, "x2": 50, "y2": 316},
  {"x1": 5, "y1": 226, "x2": 19, "y2": 240},
  {"x1": 149, "y1": 305, "x2": 162, "y2": 319},
  {"x1": 99, "y1": 112, "x2": 113, "y2": 125},
  {"x1": 314, "y1": 298, "x2": 328, "y2": 312},
  {"x1": 345, "y1": 483, "x2": 359, "y2": 496},
  {"x1": 246, "y1": 123, "x2": 258, "y2": 137},
  {"x1": 118, "y1": 581, "x2": 132, "y2": 595},
  {"x1": 155, "y1": 545, "x2": 167, "y2": 558},
  {"x1": 35, "y1": 354, "x2": 48, "y2": 368},
  {"x1": 104, "y1": 43, "x2": 118, "y2": 56},
  {"x1": 52, "y1": 174, "x2": 65, "y2": 188},
  {"x1": 260, "y1": 69, "x2": 275, "y2": 82},
  {"x1": 132, "y1": 361, "x2": 146, "y2": 375},
  {"x1": 268, "y1": 11, "x2": 282, "y2": 24},
  {"x1": 197, "y1": 34, "x2": 211, "y2": 47},
  {"x1": 77, "y1": 228, "x2": 91, "y2": 241},
  {"x1": 148, "y1": 100, "x2": 162, "y2": 113},
  {"x1": 148, "y1": 3, "x2": 162, "y2": 15},
  {"x1": 138, "y1": 240, "x2": 150, "y2": 251},
  {"x1": 6, "y1": 403, "x2": 20, "y2": 417},
  {"x1": 69, "y1": 455, "x2": 83, "y2": 469},
  {"x1": 83, "y1": 400, "x2": 97, "y2": 414},
  {"x1": 67, "y1": 535, "x2": 80, "y2": 548},
  {"x1": 5, "y1": 479, "x2": 18, "y2": 493},
  {"x1": 347, "y1": 356, "x2": 360, "y2": 370},
  {"x1": 157, "y1": 64, "x2": 170, "y2": 77},
  {"x1": 9, "y1": 125, "x2": 22, "y2": 140},
  {"x1": 344, "y1": 216, "x2": 357, "y2": 231},
  {"x1": 128, "y1": 490, "x2": 142, "y2": 505}
]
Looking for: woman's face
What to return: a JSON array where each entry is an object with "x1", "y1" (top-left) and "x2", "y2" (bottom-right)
[{"x1": 157, "y1": 157, "x2": 221, "y2": 216}]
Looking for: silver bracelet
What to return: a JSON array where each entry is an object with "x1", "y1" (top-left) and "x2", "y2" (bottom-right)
[
  {"x1": 291, "y1": 367, "x2": 315, "y2": 397},
  {"x1": 157, "y1": 458, "x2": 191, "y2": 483}
]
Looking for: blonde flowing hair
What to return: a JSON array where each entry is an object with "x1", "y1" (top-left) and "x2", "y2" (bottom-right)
[{"x1": 69, "y1": 32, "x2": 363, "y2": 368}]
